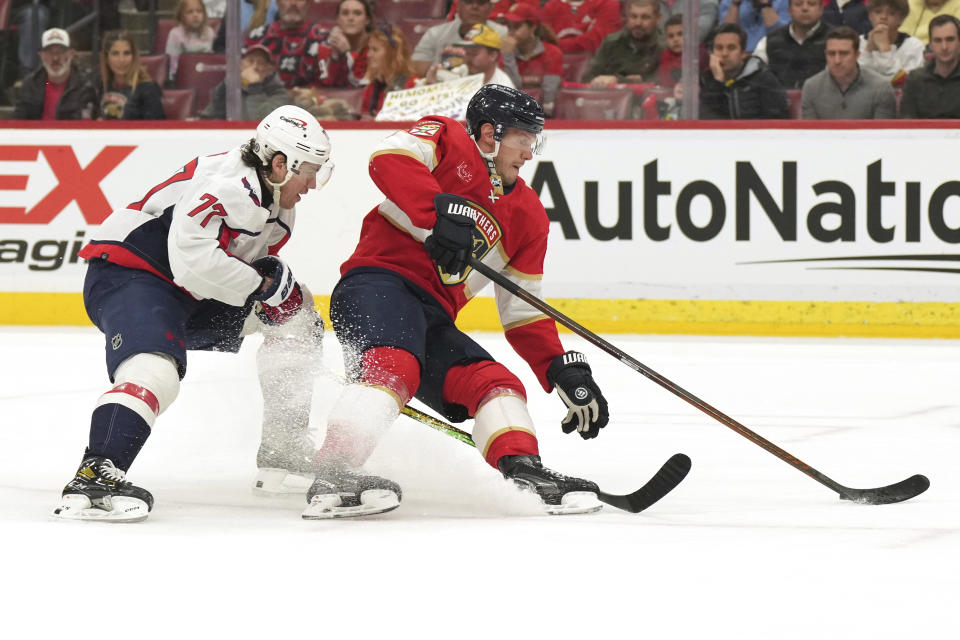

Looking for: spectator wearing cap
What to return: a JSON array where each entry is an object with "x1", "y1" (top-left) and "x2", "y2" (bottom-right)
[
  {"x1": 499, "y1": 3, "x2": 564, "y2": 116},
  {"x1": 800, "y1": 26, "x2": 896, "y2": 118},
  {"x1": 584, "y1": 0, "x2": 664, "y2": 86},
  {"x1": 411, "y1": 0, "x2": 509, "y2": 77},
  {"x1": 201, "y1": 44, "x2": 292, "y2": 119},
  {"x1": 858, "y1": 0, "x2": 925, "y2": 85},
  {"x1": 14, "y1": 28, "x2": 98, "y2": 120},
  {"x1": 424, "y1": 24, "x2": 517, "y2": 86},
  {"x1": 166, "y1": 0, "x2": 216, "y2": 82},
  {"x1": 540, "y1": 0, "x2": 624, "y2": 54},
  {"x1": 97, "y1": 30, "x2": 166, "y2": 120},
  {"x1": 900, "y1": 14, "x2": 960, "y2": 116}
]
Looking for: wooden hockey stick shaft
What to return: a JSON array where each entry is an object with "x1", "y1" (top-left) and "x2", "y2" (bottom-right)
[{"x1": 465, "y1": 256, "x2": 928, "y2": 504}]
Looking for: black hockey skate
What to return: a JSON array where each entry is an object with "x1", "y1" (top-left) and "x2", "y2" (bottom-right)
[
  {"x1": 301, "y1": 464, "x2": 402, "y2": 519},
  {"x1": 499, "y1": 454, "x2": 602, "y2": 515},
  {"x1": 52, "y1": 456, "x2": 154, "y2": 523},
  {"x1": 253, "y1": 432, "x2": 319, "y2": 496}
]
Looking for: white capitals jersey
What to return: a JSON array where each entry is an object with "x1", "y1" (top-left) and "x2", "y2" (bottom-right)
[{"x1": 79, "y1": 147, "x2": 295, "y2": 306}]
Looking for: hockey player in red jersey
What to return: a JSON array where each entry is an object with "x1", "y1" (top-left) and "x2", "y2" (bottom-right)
[
  {"x1": 53, "y1": 105, "x2": 335, "y2": 522},
  {"x1": 302, "y1": 85, "x2": 610, "y2": 519}
]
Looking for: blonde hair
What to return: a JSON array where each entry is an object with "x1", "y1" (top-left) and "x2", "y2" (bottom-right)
[
  {"x1": 366, "y1": 25, "x2": 413, "y2": 85},
  {"x1": 248, "y1": 0, "x2": 271, "y2": 31},
  {"x1": 175, "y1": 0, "x2": 209, "y2": 33},
  {"x1": 100, "y1": 30, "x2": 151, "y2": 90}
]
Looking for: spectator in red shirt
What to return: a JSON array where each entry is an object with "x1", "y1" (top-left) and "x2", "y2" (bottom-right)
[
  {"x1": 245, "y1": 0, "x2": 319, "y2": 87},
  {"x1": 300, "y1": 0, "x2": 374, "y2": 88},
  {"x1": 499, "y1": 4, "x2": 564, "y2": 115},
  {"x1": 657, "y1": 12, "x2": 709, "y2": 87},
  {"x1": 539, "y1": 0, "x2": 624, "y2": 53},
  {"x1": 658, "y1": 13, "x2": 685, "y2": 87},
  {"x1": 361, "y1": 25, "x2": 420, "y2": 118},
  {"x1": 14, "y1": 28, "x2": 97, "y2": 120}
]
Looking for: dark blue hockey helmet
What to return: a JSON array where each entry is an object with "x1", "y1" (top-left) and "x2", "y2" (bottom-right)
[{"x1": 466, "y1": 84, "x2": 545, "y2": 153}]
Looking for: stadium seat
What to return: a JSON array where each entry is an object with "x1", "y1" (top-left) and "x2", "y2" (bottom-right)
[
  {"x1": 140, "y1": 54, "x2": 169, "y2": 84},
  {"x1": 561, "y1": 53, "x2": 591, "y2": 83},
  {"x1": 379, "y1": 0, "x2": 448, "y2": 23},
  {"x1": 397, "y1": 18, "x2": 445, "y2": 49},
  {"x1": 174, "y1": 53, "x2": 226, "y2": 114},
  {"x1": 161, "y1": 88, "x2": 196, "y2": 120},
  {"x1": 553, "y1": 87, "x2": 634, "y2": 120},
  {"x1": 155, "y1": 18, "x2": 175, "y2": 54},
  {"x1": 786, "y1": 89, "x2": 802, "y2": 119},
  {"x1": 307, "y1": 0, "x2": 340, "y2": 22}
]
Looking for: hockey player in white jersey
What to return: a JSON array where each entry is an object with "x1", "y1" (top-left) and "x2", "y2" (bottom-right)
[{"x1": 53, "y1": 105, "x2": 334, "y2": 522}]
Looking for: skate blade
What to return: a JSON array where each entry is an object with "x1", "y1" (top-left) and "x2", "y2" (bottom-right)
[
  {"x1": 301, "y1": 489, "x2": 400, "y2": 520},
  {"x1": 543, "y1": 491, "x2": 603, "y2": 516},
  {"x1": 252, "y1": 468, "x2": 313, "y2": 496},
  {"x1": 51, "y1": 494, "x2": 150, "y2": 523}
]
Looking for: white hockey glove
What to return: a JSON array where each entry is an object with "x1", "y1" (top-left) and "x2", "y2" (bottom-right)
[
  {"x1": 251, "y1": 256, "x2": 304, "y2": 325},
  {"x1": 546, "y1": 351, "x2": 609, "y2": 440}
]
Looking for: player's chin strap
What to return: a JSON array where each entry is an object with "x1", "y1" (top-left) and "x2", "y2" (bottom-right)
[
  {"x1": 475, "y1": 139, "x2": 504, "y2": 197},
  {"x1": 264, "y1": 168, "x2": 293, "y2": 204}
]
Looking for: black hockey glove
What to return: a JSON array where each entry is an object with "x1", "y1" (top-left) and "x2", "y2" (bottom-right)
[
  {"x1": 546, "y1": 351, "x2": 609, "y2": 439},
  {"x1": 424, "y1": 193, "x2": 477, "y2": 276},
  {"x1": 251, "y1": 256, "x2": 303, "y2": 325}
]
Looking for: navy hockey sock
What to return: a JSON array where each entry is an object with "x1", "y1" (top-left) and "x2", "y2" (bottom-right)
[{"x1": 88, "y1": 404, "x2": 152, "y2": 472}]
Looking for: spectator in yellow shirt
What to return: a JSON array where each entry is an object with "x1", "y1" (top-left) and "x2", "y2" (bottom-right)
[{"x1": 900, "y1": 0, "x2": 960, "y2": 44}]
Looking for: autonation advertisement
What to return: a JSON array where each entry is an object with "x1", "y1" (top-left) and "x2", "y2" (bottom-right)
[{"x1": 2, "y1": 124, "x2": 960, "y2": 305}]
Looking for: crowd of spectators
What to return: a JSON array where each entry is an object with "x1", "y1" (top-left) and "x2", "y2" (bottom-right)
[{"x1": 3, "y1": 0, "x2": 960, "y2": 120}]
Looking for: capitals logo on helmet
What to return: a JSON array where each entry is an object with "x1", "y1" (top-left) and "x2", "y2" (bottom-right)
[{"x1": 255, "y1": 105, "x2": 334, "y2": 186}]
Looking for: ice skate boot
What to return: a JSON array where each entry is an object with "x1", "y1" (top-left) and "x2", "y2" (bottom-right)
[
  {"x1": 302, "y1": 463, "x2": 402, "y2": 519},
  {"x1": 498, "y1": 454, "x2": 602, "y2": 515},
  {"x1": 253, "y1": 432, "x2": 319, "y2": 496},
  {"x1": 52, "y1": 456, "x2": 153, "y2": 522}
]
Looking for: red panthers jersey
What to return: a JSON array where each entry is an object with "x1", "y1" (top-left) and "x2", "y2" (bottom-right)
[
  {"x1": 340, "y1": 116, "x2": 564, "y2": 390},
  {"x1": 245, "y1": 21, "x2": 324, "y2": 87}
]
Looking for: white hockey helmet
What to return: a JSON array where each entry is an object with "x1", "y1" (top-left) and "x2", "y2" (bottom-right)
[{"x1": 254, "y1": 105, "x2": 333, "y2": 187}]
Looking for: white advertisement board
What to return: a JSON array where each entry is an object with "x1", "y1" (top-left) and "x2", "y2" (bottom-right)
[{"x1": 2, "y1": 123, "x2": 960, "y2": 304}]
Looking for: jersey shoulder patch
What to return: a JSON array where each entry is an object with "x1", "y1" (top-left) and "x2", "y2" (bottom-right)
[{"x1": 407, "y1": 120, "x2": 444, "y2": 138}]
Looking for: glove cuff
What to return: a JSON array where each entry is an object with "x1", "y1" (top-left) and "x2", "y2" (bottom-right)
[{"x1": 546, "y1": 351, "x2": 591, "y2": 386}]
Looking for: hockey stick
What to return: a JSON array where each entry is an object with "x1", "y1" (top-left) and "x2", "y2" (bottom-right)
[
  {"x1": 467, "y1": 256, "x2": 930, "y2": 506},
  {"x1": 399, "y1": 404, "x2": 691, "y2": 514}
]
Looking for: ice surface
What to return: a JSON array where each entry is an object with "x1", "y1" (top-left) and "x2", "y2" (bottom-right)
[{"x1": 1, "y1": 328, "x2": 956, "y2": 639}]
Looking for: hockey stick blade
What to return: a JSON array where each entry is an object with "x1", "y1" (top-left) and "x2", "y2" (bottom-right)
[
  {"x1": 597, "y1": 453, "x2": 691, "y2": 513},
  {"x1": 400, "y1": 406, "x2": 690, "y2": 514},
  {"x1": 838, "y1": 474, "x2": 930, "y2": 505}
]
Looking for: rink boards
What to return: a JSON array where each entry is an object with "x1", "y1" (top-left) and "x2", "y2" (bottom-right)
[{"x1": 2, "y1": 120, "x2": 960, "y2": 336}]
